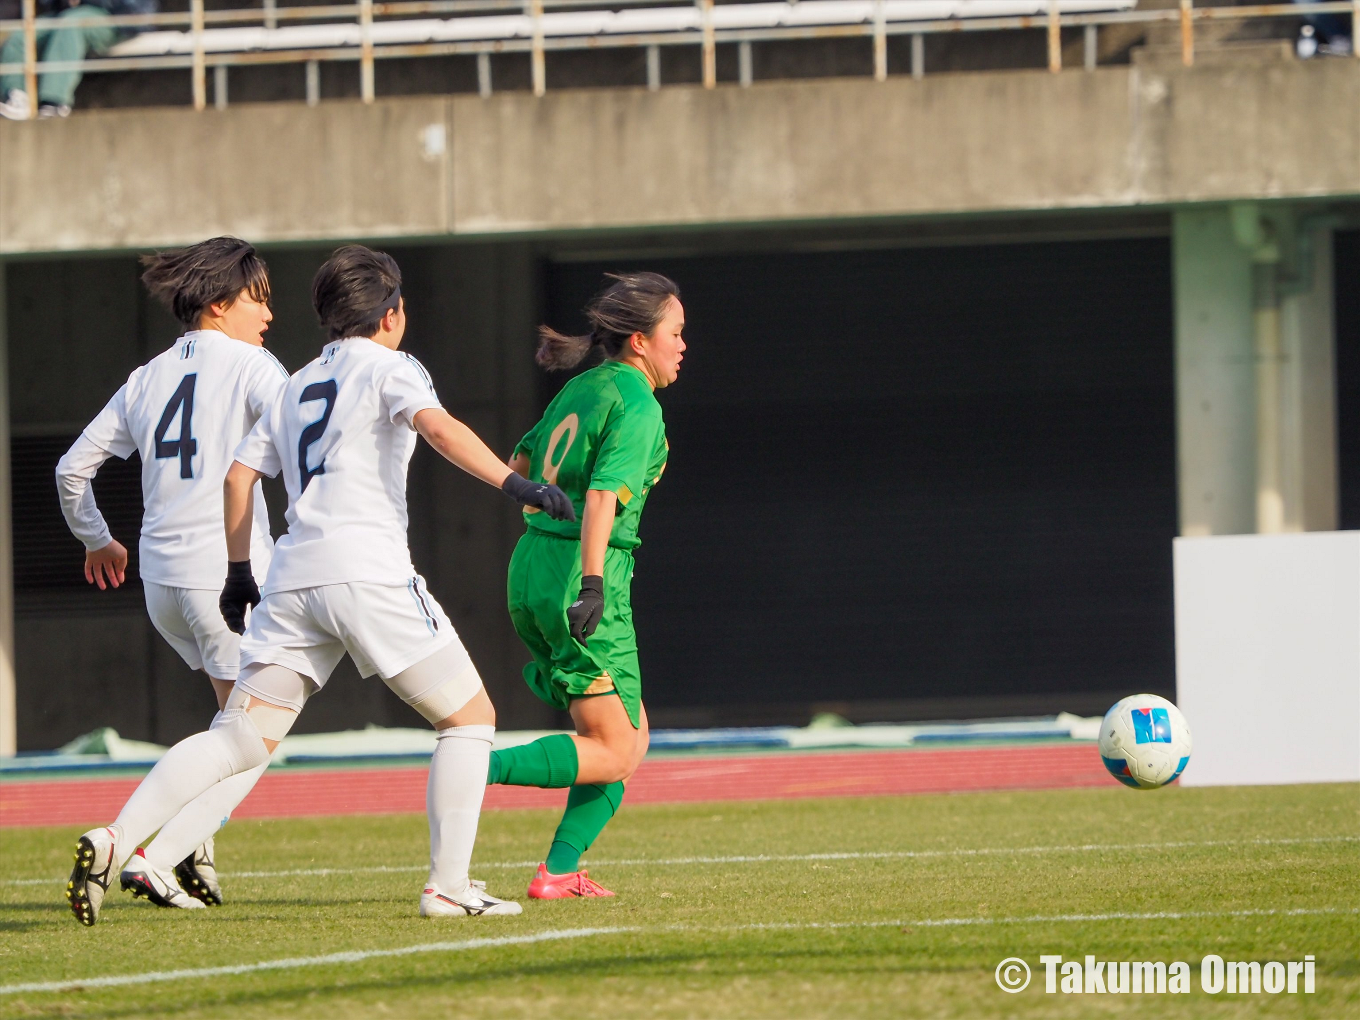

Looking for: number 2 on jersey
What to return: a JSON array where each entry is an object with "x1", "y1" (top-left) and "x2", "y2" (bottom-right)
[
  {"x1": 297, "y1": 380, "x2": 337, "y2": 492},
  {"x1": 154, "y1": 373, "x2": 198, "y2": 479}
]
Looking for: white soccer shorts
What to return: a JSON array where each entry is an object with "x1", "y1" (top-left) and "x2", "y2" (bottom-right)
[
  {"x1": 144, "y1": 582, "x2": 242, "y2": 681},
  {"x1": 236, "y1": 576, "x2": 462, "y2": 692}
]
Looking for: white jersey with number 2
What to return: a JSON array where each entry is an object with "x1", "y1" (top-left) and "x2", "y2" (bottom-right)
[
  {"x1": 233, "y1": 337, "x2": 442, "y2": 595},
  {"x1": 58, "y1": 330, "x2": 288, "y2": 589}
]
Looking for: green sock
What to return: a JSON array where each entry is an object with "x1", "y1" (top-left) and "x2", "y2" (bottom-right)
[
  {"x1": 544, "y1": 781, "x2": 625, "y2": 874},
  {"x1": 486, "y1": 734, "x2": 578, "y2": 788}
]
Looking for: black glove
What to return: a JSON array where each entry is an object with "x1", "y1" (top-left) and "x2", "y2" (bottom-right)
[
  {"x1": 502, "y1": 472, "x2": 576, "y2": 522},
  {"x1": 219, "y1": 560, "x2": 260, "y2": 635},
  {"x1": 567, "y1": 575, "x2": 604, "y2": 644}
]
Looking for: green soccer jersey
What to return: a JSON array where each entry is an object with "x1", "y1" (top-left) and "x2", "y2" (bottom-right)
[{"x1": 514, "y1": 360, "x2": 668, "y2": 550}]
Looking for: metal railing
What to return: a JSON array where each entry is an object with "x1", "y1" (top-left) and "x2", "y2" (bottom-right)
[{"x1": 0, "y1": 0, "x2": 1351, "y2": 118}]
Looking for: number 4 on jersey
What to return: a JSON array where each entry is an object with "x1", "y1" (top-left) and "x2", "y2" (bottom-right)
[{"x1": 155, "y1": 373, "x2": 198, "y2": 479}]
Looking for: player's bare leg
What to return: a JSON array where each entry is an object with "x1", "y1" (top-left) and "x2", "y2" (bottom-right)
[{"x1": 569, "y1": 694, "x2": 650, "y2": 785}]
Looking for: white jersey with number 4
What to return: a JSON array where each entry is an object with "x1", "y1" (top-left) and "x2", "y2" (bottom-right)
[
  {"x1": 233, "y1": 337, "x2": 442, "y2": 595},
  {"x1": 57, "y1": 330, "x2": 288, "y2": 589}
]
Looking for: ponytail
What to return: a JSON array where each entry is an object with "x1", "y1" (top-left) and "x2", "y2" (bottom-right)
[
  {"x1": 535, "y1": 271, "x2": 679, "y2": 372},
  {"x1": 535, "y1": 326, "x2": 596, "y2": 371}
]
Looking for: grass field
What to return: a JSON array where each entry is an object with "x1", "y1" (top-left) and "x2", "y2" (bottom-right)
[{"x1": 1, "y1": 782, "x2": 1356, "y2": 1018}]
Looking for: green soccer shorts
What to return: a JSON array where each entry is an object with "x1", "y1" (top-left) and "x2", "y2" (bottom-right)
[{"x1": 507, "y1": 530, "x2": 642, "y2": 729}]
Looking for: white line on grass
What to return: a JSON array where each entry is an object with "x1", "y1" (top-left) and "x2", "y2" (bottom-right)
[
  {"x1": 538, "y1": 834, "x2": 1360, "y2": 869},
  {"x1": 689, "y1": 905, "x2": 1360, "y2": 933},
  {"x1": 6, "y1": 835, "x2": 1355, "y2": 886},
  {"x1": 0, "y1": 927, "x2": 626, "y2": 997},
  {"x1": 7, "y1": 907, "x2": 1358, "y2": 997}
]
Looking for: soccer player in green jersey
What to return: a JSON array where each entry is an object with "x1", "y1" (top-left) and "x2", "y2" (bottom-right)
[{"x1": 490, "y1": 272, "x2": 684, "y2": 899}]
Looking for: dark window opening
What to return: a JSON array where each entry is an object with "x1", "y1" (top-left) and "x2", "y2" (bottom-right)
[{"x1": 12, "y1": 435, "x2": 144, "y2": 591}]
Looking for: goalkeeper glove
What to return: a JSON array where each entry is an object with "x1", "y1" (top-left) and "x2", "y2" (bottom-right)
[
  {"x1": 219, "y1": 560, "x2": 260, "y2": 635},
  {"x1": 502, "y1": 472, "x2": 576, "y2": 522},
  {"x1": 567, "y1": 575, "x2": 604, "y2": 643}
]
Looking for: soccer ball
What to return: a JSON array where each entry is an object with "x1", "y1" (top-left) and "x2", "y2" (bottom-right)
[{"x1": 1098, "y1": 694, "x2": 1192, "y2": 789}]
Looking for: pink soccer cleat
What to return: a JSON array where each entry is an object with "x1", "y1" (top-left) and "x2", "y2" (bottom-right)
[{"x1": 526, "y1": 863, "x2": 615, "y2": 899}]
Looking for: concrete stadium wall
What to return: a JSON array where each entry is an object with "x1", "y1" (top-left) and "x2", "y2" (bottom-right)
[{"x1": 1, "y1": 53, "x2": 1358, "y2": 254}]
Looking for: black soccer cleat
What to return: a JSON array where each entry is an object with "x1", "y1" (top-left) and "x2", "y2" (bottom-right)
[{"x1": 174, "y1": 839, "x2": 223, "y2": 906}]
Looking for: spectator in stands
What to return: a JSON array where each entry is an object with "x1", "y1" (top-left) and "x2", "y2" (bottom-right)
[
  {"x1": 0, "y1": 0, "x2": 122, "y2": 119},
  {"x1": 1294, "y1": 0, "x2": 1352, "y2": 57}
]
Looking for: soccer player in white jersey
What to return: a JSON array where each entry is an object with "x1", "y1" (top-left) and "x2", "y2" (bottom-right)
[
  {"x1": 57, "y1": 237, "x2": 287, "y2": 922},
  {"x1": 66, "y1": 245, "x2": 574, "y2": 924}
]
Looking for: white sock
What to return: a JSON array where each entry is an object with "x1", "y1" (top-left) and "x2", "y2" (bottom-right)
[
  {"x1": 426, "y1": 724, "x2": 494, "y2": 896},
  {"x1": 141, "y1": 762, "x2": 268, "y2": 871},
  {"x1": 112, "y1": 711, "x2": 267, "y2": 871}
]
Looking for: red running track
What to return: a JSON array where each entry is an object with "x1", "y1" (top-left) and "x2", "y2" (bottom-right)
[{"x1": 0, "y1": 743, "x2": 1111, "y2": 828}]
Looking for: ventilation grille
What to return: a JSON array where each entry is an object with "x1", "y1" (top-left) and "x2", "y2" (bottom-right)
[{"x1": 12, "y1": 435, "x2": 144, "y2": 591}]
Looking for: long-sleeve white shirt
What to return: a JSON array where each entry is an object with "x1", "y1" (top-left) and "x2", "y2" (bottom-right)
[
  {"x1": 55, "y1": 435, "x2": 116, "y2": 551},
  {"x1": 55, "y1": 330, "x2": 289, "y2": 589}
]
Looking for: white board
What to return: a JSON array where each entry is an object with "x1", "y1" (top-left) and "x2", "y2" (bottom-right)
[{"x1": 1174, "y1": 532, "x2": 1360, "y2": 787}]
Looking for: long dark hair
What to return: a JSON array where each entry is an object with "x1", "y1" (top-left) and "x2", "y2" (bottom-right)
[
  {"x1": 311, "y1": 244, "x2": 403, "y2": 340},
  {"x1": 537, "y1": 272, "x2": 679, "y2": 371},
  {"x1": 140, "y1": 236, "x2": 270, "y2": 327}
]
